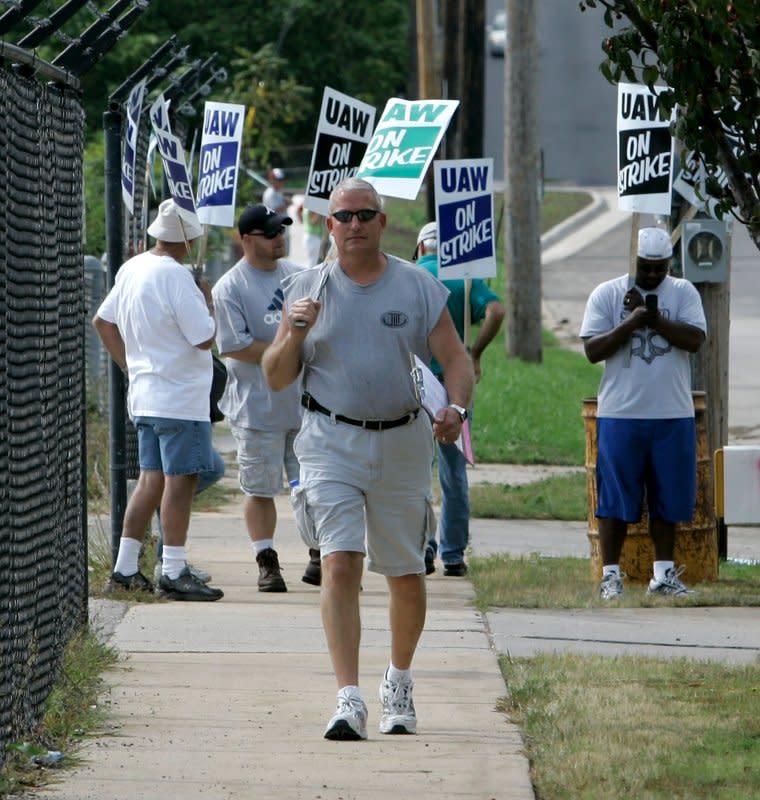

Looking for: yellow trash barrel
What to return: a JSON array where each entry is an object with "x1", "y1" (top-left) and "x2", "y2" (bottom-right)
[{"x1": 584, "y1": 391, "x2": 718, "y2": 584}]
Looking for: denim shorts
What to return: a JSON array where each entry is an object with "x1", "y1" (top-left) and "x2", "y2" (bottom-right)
[
  {"x1": 596, "y1": 417, "x2": 697, "y2": 523},
  {"x1": 135, "y1": 416, "x2": 215, "y2": 476},
  {"x1": 229, "y1": 424, "x2": 300, "y2": 497}
]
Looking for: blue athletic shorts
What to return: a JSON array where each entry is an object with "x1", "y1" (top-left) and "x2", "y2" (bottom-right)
[
  {"x1": 596, "y1": 417, "x2": 697, "y2": 523},
  {"x1": 134, "y1": 416, "x2": 215, "y2": 476}
]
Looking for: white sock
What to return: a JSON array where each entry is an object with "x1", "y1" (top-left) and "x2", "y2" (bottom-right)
[
  {"x1": 387, "y1": 663, "x2": 412, "y2": 684},
  {"x1": 253, "y1": 539, "x2": 274, "y2": 555},
  {"x1": 653, "y1": 560, "x2": 674, "y2": 582},
  {"x1": 338, "y1": 685, "x2": 362, "y2": 701},
  {"x1": 602, "y1": 565, "x2": 620, "y2": 579},
  {"x1": 113, "y1": 537, "x2": 142, "y2": 576},
  {"x1": 162, "y1": 545, "x2": 187, "y2": 580}
]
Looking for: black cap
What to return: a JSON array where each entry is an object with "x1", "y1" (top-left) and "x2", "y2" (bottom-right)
[{"x1": 238, "y1": 204, "x2": 293, "y2": 237}]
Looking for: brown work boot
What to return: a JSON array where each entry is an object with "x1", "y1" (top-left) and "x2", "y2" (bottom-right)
[
  {"x1": 302, "y1": 548, "x2": 321, "y2": 586},
  {"x1": 256, "y1": 548, "x2": 287, "y2": 592}
]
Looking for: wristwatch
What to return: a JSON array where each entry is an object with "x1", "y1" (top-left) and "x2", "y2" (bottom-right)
[{"x1": 448, "y1": 403, "x2": 468, "y2": 422}]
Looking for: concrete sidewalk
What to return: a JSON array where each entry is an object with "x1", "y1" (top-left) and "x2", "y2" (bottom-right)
[{"x1": 60, "y1": 494, "x2": 534, "y2": 800}]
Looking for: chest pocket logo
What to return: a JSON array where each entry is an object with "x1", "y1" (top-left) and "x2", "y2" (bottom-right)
[{"x1": 381, "y1": 311, "x2": 408, "y2": 328}]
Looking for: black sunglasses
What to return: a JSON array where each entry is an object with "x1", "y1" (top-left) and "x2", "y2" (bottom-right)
[
  {"x1": 249, "y1": 225, "x2": 286, "y2": 240},
  {"x1": 330, "y1": 208, "x2": 380, "y2": 223}
]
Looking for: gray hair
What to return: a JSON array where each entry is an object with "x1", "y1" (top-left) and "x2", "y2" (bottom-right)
[{"x1": 328, "y1": 177, "x2": 385, "y2": 212}]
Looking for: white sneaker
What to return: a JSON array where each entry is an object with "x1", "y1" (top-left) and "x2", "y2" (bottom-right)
[
  {"x1": 324, "y1": 695, "x2": 368, "y2": 741},
  {"x1": 379, "y1": 672, "x2": 416, "y2": 734},
  {"x1": 154, "y1": 562, "x2": 212, "y2": 585},
  {"x1": 599, "y1": 572, "x2": 624, "y2": 601},
  {"x1": 647, "y1": 565, "x2": 697, "y2": 596}
]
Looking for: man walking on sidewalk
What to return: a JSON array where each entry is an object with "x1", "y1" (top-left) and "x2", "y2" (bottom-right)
[
  {"x1": 93, "y1": 199, "x2": 223, "y2": 601},
  {"x1": 263, "y1": 178, "x2": 473, "y2": 740},
  {"x1": 213, "y1": 204, "x2": 315, "y2": 592}
]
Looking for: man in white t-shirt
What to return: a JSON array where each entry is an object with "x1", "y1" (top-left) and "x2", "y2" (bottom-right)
[
  {"x1": 263, "y1": 168, "x2": 290, "y2": 255},
  {"x1": 580, "y1": 227, "x2": 707, "y2": 601},
  {"x1": 93, "y1": 199, "x2": 224, "y2": 602},
  {"x1": 213, "y1": 204, "x2": 311, "y2": 592}
]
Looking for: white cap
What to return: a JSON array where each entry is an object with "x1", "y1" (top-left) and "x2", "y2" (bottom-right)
[
  {"x1": 637, "y1": 227, "x2": 672, "y2": 260},
  {"x1": 146, "y1": 199, "x2": 203, "y2": 242},
  {"x1": 417, "y1": 221, "x2": 437, "y2": 245}
]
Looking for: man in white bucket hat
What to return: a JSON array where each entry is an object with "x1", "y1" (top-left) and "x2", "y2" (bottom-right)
[{"x1": 93, "y1": 199, "x2": 224, "y2": 601}]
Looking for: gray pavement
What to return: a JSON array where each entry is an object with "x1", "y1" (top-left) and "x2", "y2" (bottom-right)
[{"x1": 44, "y1": 191, "x2": 760, "y2": 799}]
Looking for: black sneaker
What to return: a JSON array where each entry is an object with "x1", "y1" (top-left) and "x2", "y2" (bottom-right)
[
  {"x1": 157, "y1": 567, "x2": 224, "y2": 601},
  {"x1": 105, "y1": 570, "x2": 154, "y2": 594},
  {"x1": 256, "y1": 548, "x2": 287, "y2": 592},
  {"x1": 443, "y1": 562, "x2": 468, "y2": 577},
  {"x1": 424, "y1": 545, "x2": 436, "y2": 576},
  {"x1": 302, "y1": 548, "x2": 321, "y2": 586}
]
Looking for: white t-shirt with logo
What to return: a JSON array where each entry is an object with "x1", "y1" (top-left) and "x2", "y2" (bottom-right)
[
  {"x1": 580, "y1": 274, "x2": 707, "y2": 419},
  {"x1": 213, "y1": 257, "x2": 304, "y2": 430},
  {"x1": 96, "y1": 250, "x2": 215, "y2": 421}
]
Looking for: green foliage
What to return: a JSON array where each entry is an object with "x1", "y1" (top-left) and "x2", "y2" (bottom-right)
[
  {"x1": 225, "y1": 43, "x2": 313, "y2": 174},
  {"x1": 580, "y1": 0, "x2": 760, "y2": 246}
]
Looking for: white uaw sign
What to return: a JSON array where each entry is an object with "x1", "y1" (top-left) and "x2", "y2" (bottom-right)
[{"x1": 617, "y1": 82, "x2": 674, "y2": 215}]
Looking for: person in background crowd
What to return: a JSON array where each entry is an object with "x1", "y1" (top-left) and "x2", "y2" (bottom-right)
[{"x1": 580, "y1": 226, "x2": 707, "y2": 601}]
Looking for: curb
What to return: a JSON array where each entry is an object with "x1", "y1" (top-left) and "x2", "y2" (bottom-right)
[{"x1": 540, "y1": 186, "x2": 609, "y2": 252}]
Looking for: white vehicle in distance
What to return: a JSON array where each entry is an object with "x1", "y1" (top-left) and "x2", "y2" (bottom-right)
[{"x1": 487, "y1": 10, "x2": 506, "y2": 57}]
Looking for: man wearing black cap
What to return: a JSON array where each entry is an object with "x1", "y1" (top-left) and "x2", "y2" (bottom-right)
[{"x1": 212, "y1": 204, "x2": 312, "y2": 591}]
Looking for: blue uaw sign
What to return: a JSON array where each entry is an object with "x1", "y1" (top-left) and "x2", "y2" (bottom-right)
[
  {"x1": 196, "y1": 101, "x2": 244, "y2": 227},
  {"x1": 433, "y1": 159, "x2": 496, "y2": 280},
  {"x1": 149, "y1": 94, "x2": 200, "y2": 226},
  {"x1": 121, "y1": 79, "x2": 145, "y2": 215}
]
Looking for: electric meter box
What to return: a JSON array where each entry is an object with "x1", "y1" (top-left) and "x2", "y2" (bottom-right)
[{"x1": 681, "y1": 219, "x2": 729, "y2": 283}]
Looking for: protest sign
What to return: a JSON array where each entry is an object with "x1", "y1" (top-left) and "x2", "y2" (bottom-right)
[
  {"x1": 304, "y1": 87, "x2": 376, "y2": 216},
  {"x1": 149, "y1": 94, "x2": 200, "y2": 226},
  {"x1": 121, "y1": 79, "x2": 145, "y2": 215},
  {"x1": 196, "y1": 101, "x2": 244, "y2": 227},
  {"x1": 356, "y1": 97, "x2": 459, "y2": 199},
  {"x1": 433, "y1": 158, "x2": 496, "y2": 280},
  {"x1": 617, "y1": 82, "x2": 674, "y2": 214}
]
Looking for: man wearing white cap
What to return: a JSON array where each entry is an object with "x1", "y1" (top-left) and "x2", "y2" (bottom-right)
[
  {"x1": 93, "y1": 199, "x2": 224, "y2": 601},
  {"x1": 580, "y1": 226, "x2": 707, "y2": 600}
]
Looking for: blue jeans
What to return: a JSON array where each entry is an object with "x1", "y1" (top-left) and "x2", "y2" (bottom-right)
[{"x1": 429, "y1": 440, "x2": 470, "y2": 565}]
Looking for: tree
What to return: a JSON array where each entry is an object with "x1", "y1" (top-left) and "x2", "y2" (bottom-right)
[{"x1": 580, "y1": 0, "x2": 760, "y2": 250}]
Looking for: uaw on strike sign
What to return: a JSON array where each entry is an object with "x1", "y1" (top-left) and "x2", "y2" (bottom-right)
[
  {"x1": 303, "y1": 87, "x2": 376, "y2": 216},
  {"x1": 617, "y1": 82, "x2": 674, "y2": 215},
  {"x1": 433, "y1": 159, "x2": 496, "y2": 280},
  {"x1": 356, "y1": 97, "x2": 459, "y2": 200},
  {"x1": 196, "y1": 101, "x2": 244, "y2": 227}
]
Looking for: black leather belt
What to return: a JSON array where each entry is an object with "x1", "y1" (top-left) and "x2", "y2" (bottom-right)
[{"x1": 301, "y1": 392, "x2": 419, "y2": 431}]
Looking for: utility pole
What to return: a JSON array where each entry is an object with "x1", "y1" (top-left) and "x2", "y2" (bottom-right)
[
  {"x1": 416, "y1": 0, "x2": 439, "y2": 219},
  {"x1": 443, "y1": 0, "x2": 485, "y2": 160},
  {"x1": 504, "y1": 0, "x2": 542, "y2": 362}
]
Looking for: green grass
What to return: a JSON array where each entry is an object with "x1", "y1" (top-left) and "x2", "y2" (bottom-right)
[
  {"x1": 469, "y1": 555, "x2": 760, "y2": 611},
  {"x1": 499, "y1": 652, "x2": 760, "y2": 800},
  {"x1": 472, "y1": 332, "x2": 601, "y2": 464},
  {"x1": 469, "y1": 471, "x2": 587, "y2": 520},
  {"x1": 0, "y1": 629, "x2": 118, "y2": 796}
]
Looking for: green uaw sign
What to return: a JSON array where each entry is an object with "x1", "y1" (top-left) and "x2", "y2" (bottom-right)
[{"x1": 356, "y1": 98, "x2": 459, "y2": 200}]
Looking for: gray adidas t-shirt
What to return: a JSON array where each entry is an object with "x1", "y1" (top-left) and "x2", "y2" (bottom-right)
[
  {"x1": 283, "y1": 255, "x2": 449, "y2": 420},
  {"x1": 213, "y1": 257, "x2": 304, "y2": 430}
]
